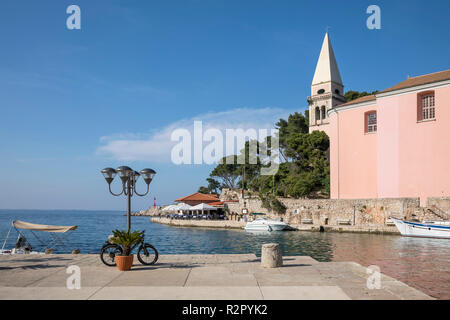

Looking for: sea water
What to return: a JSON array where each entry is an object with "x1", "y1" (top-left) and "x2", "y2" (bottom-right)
[{"x1": 0, "y1": 209, "x2": 449, "y2": 299}]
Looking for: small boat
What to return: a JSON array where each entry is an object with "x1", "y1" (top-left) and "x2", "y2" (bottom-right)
[
  {"x1": 1, "y1": 220, "x2": 78, "y2": 255},
  {"x1": 244, "y1": 218, "x2": 288, "y2": 232},
  {"x1": 390, "y1": 217, "x2": 450, "y2": 239}
]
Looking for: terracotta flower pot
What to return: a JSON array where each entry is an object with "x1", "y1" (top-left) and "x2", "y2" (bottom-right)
[{"x1": 115, "y1": 255, "x2": 134, "y2": 271}]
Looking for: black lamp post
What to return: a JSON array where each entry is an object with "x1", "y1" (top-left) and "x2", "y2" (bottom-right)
[{"x1": 101, "y1": 166, "x2": 156, "y2": 232}]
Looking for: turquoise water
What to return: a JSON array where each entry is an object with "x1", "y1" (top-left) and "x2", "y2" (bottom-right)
[{"x1": 0, "y1": 210, "x2": 449, "y2": 299}]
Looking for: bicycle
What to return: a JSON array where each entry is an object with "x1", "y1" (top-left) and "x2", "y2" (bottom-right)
[{"x1": 100, "y1": 230, "x2": 158, "y2": 266}]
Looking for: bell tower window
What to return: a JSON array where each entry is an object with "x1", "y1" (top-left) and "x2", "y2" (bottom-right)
[{"x1": 315, "y1": 106, "x2": 321, "y2": 123}]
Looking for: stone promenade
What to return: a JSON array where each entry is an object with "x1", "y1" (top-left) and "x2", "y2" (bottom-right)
[{"x1": 0, "y1": 254, "x2": 433, "y2": 300}]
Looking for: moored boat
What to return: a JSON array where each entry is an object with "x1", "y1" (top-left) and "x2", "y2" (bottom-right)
[
  {"x1": 244, "y1": 218, "x2": 288, "y2": 232},
  {"x1": 391, "y1": 217, "x2": 450, "y2": 239},
  {"x1": 1, "y1": 220, "x2": 78, "y2": 255}
]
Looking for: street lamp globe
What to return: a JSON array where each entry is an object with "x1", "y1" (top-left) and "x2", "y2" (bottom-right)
[
  {"x1": 140, "y1": 168, "x2": 156, "y2": 185},
  {"x1": 101, "y1": 168, "x2": 117, "y2": 184},
  {"x1": 116, "y1": 166, "x2": 133, "y2": 183},
  {"x1": 133, "y1": 171, "x2": 140, "y2": 183},
  {"x1": 101, "y1": 165, "x2": 156, "y2": 233}
]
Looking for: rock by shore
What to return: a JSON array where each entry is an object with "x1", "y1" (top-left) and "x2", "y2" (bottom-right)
[{"x1": 130, "y1": 207, "x2": 162, "y2": 216}]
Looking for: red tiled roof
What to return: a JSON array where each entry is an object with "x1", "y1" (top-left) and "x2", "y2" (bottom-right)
[
  {"x1": 333, "y1": 69, "x2": 450, "y2": 110},
  {"x1": 380, "y1": 69, "x2": 450, "y2": 94},
  {"x1": 175, "y1": 192, "x2": 219, "y2": 202}
]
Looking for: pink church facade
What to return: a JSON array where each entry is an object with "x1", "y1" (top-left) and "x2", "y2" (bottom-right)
[{"x1": 328, "y1": 71, "x2": 450, "y2": 205}]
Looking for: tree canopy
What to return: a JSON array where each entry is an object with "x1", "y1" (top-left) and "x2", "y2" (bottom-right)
[
  {"x1": 344, "y1": 90, "x2": 379, "y2": 102},
  {"x1": 198, "y1": 109, "x2": 330, "y2": 200}
]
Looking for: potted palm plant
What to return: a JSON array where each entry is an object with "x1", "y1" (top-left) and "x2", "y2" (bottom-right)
[{"x1": 109, "y1": 229, "x2": 144, "y2": 271}]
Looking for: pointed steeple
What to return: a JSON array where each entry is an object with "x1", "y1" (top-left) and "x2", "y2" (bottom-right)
[
  {"x1": 308, "y1": 32, "x2": 346, "y2": 133},
  {"x1": 312, "y1": 32, "x2": 343, "y2": 85}
]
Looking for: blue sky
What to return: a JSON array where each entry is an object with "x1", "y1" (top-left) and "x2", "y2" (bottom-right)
[{"x1": 0, "y1": 0, "x2": 449, "y2": 210}]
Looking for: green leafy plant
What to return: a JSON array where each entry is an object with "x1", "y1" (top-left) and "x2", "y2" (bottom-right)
[
  {"x1": 110, "y1": 229, "x2": 144, "y2": 256},
  {"x1": 260, "y1": 193, "x2": 287, "y2": 214}
]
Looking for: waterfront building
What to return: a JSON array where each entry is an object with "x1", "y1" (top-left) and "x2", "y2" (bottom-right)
[
  {"x1": 309, "y1": 33, "x2": 450, "y2": 205},
  {"x1": 175, "y1": 192, "x2": 220, "y2": 206}
]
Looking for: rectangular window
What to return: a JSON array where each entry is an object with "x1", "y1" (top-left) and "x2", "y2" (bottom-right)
[
  {"x1": 421, "y1": 94, "x2": 435, "y2": 120},
  {"x1": 367, "y1": 112, "x2": 377, "y2": 133}
]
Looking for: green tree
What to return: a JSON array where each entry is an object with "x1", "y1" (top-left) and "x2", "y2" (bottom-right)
[
  {"x1": 198, "y1": 110, "x2": 330, "y2": 199},
  {"x1": 198, "y1": 178, "x2": 221, "y2": 194},
  {"x1": 344, "y1": 90, "x2": 379, "y2": 102},
  {"x1": 275, "y1": 111, "x2": 309, "y2": 162},
  {"x1": 209, "y1": 155, "x2": 241, "y2": 189}
]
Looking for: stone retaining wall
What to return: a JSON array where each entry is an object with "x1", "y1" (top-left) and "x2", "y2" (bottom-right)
[
  {"x1": 144, "y1": 190, "x2": 450, "y2": 234},
  {"x1": 427, "y1": 197, "x2": 450, "y2": 212},
  {"x1": 150, "y1": 217, "x2": 246, "y2": 229},
  {"x1": 221, "y1": 189, "x2": 450, "y2": 229}
]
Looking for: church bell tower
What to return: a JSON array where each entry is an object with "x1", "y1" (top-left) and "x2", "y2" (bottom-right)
[{"x1": 309, "y1": 32, "x2": 346, "y2": 134}]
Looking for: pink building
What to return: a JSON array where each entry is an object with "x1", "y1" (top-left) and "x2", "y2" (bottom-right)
[{"x1": 310, "y1": 33, "x2": 450, "y2": 205}]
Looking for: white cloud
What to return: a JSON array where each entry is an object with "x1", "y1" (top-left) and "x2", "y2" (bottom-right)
[{"x1": 96, "y1": 107, "x2": 296, "y2": 162}]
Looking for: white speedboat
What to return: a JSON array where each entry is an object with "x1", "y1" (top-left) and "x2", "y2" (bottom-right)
[
  {"x1": 391, "y1": 217, "x2": 450, "y2": 239},
  {"x1": 244, "y1": 218, "x2": 288, "y2": 232}
]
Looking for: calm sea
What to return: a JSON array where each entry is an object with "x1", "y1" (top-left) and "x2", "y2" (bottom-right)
[{"x1": 0, "y1": 209, "x2": 449, "y2": 299}]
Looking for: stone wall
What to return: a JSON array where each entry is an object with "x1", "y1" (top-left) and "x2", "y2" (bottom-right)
[
  {"x1": 150, "y1": 217, "x2": 246, "y2": 229},
  {"x1": 427, "y1": 197, "x2": 450, "y2": 212},
  {"x1": 141, "y1": 191, "x2": 450, "y2": 231},
  {"x1": 220, "y1": 189, "x2": 450, "y2": 228},
  {"x1": 225, "y1": 196, "x2": 418, "y2": 227}
]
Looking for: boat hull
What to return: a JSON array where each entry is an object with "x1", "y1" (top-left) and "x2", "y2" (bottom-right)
[
  {"x1": 244, "y1": 220, "x2": 288, "y2": 232},
  {"x1": 391, "y1": 218, "x2": 450, "y2": 239},
  {"x1": 244, "y1": 225, "x2": 271, "y2": 231},
  {"x1": 268, "y1": 224, "x2": 288, "y2": 231}
]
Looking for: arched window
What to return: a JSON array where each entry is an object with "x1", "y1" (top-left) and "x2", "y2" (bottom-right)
[
  {"x1": 321, "y1": 106, "x2": 326, "y2": 120},
  {"x1": 335, "y1": 89, "x2": 340, "y2": 95},
  {"x1": 315, "y1": 106, "x2": 321, "y2": 122}
]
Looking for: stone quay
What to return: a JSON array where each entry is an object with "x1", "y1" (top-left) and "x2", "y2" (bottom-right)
[{"x1": 0, "y1": 254, "x2": 433, "y2": 300}]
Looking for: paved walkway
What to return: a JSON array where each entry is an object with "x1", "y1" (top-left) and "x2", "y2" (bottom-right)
[{"x1": 0, "y1": 254, "x2": 433, "y2": 300}]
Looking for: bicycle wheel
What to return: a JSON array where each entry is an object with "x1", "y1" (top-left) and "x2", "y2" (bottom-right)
[
  {"x1": 137, "y1": 243, "x2": 158, "y2": 265},
  {"x1": 100, "y1": 244, "x2": 123, "y2": 266}
]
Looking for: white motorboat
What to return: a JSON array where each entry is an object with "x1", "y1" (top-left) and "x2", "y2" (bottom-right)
[
  {"x1": 391, "y1": 217, "x2": 450, "y2": 239},
  {"x1": 1, "y1": 220, "x2": 78, "y2": 255},
  {"x1": 244, "y1": 218, "x2": 288, "y2": 232}
]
